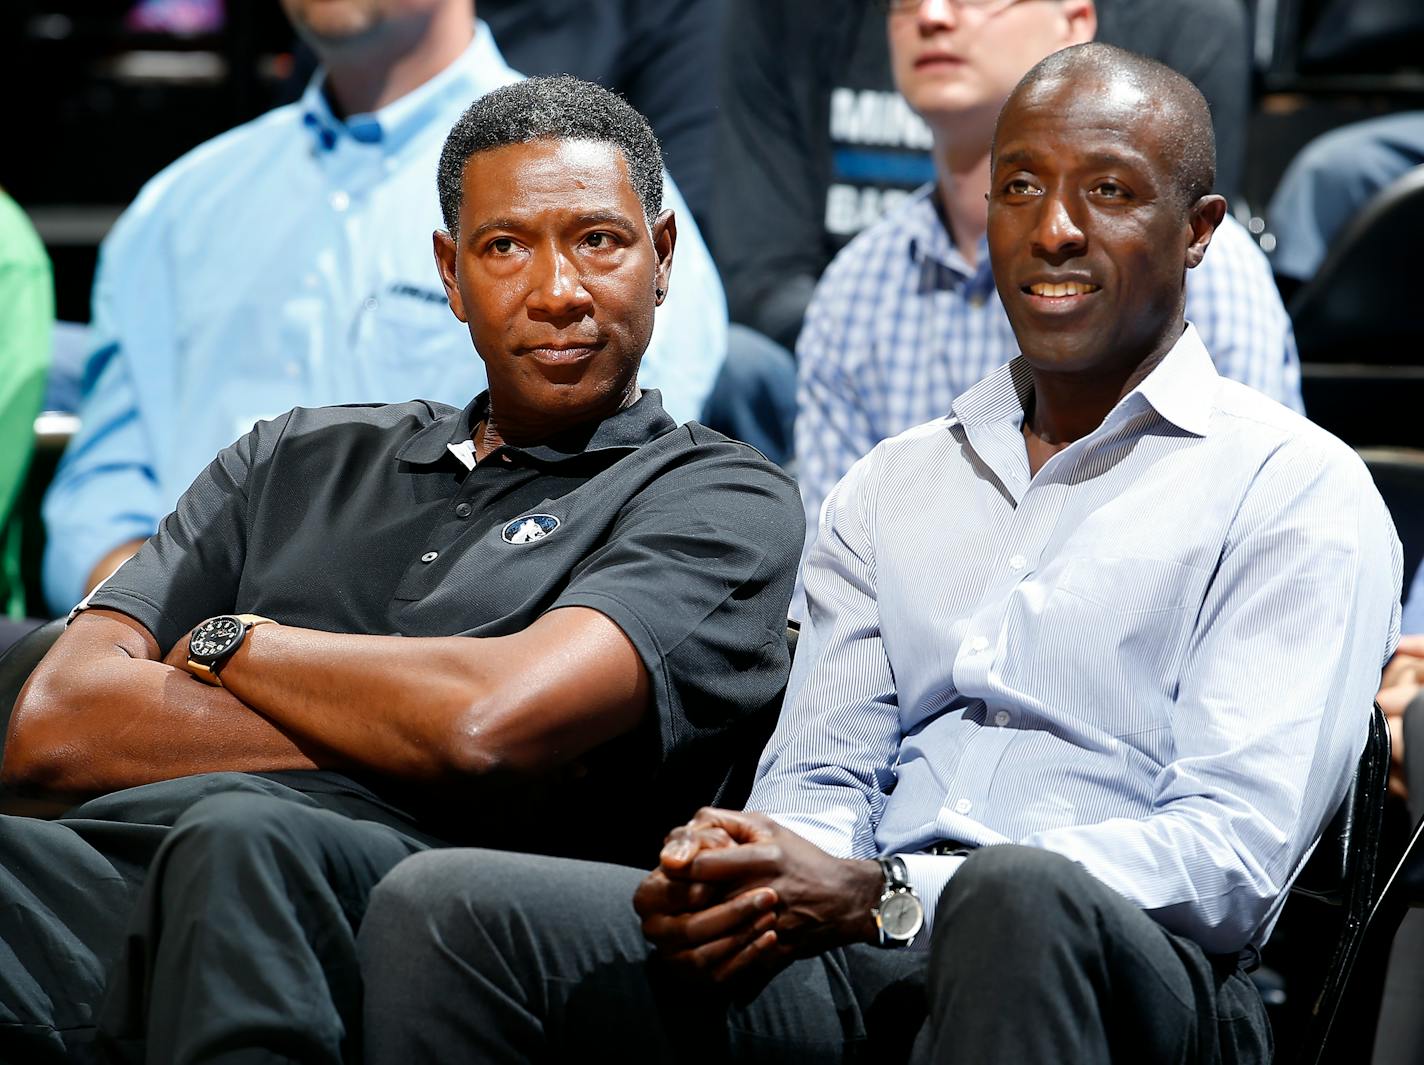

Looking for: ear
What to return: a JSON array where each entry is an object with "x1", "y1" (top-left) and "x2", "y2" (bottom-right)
[
  {"x1": 432, "y1": 229, "x2": 467, "y2": 322},
  {"x1": 650, "y1": 208, "x2": 676, "y2": 306},
  {"x1": 1063, "y1": 0, "x2": 1096, "y2": 44},
  {"x1": 1184, "y1": 194, "x2": 1227, "y2": 270}
]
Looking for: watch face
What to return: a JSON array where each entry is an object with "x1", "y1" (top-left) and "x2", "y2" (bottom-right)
[
  {"x1": 879, "y1": 891, "x2": 924, "y2": 940},
  {"x1": 189, "y1": 616, "x2": 245, "y2": 661}
]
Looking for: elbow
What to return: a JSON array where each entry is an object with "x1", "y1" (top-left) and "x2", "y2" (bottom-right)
[
  {"x1": 441, "y1": 690, "x2": 538, "y2": 782},
  {"x1": 2, "y1": 678, "x2": 73, "y2": 793}
]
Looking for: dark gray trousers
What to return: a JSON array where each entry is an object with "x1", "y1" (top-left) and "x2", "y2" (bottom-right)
[
  {"x1": 358, "y1": 843, "x2": 1271, "y2": 1064},
  {"x1": 0, "y1": 770, "x2": 436, "y2": 1065}
]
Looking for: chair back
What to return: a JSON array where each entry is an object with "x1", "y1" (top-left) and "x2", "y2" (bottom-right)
[
  {"x1": 1291, "y1": 166, "x2": 1424, "y2": 364},
  {"x1": 1290, "y1": 167, "x2": 1424, "y2": 448},
  {"x1": 1289, "y1": 703, "x2": 1392, "y2": 1064}
]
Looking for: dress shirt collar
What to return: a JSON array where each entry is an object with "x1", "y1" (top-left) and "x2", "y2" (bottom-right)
[
  {"x1": 397, "y1": 389, "x2": 677, "y2": 467},
  {"x1": 904, "y1": 185, "x2": 995, "y2": 298},
  {"x1": 299, "y1": 20, "x2": 519, "y2": 159},
  {"x1": 950, "y1": 323, "x2": 1220, "y2": 439}
]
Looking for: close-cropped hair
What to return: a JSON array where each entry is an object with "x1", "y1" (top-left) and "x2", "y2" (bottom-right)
[
  {"x1": 997, "y1": 42, "x2": 1217, "y2": 211},
  {"x1": 437, "y1": 75, "x2": 664, "y2": 239}
]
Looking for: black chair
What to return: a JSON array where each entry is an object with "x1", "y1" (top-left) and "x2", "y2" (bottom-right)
[
  {"x1": 1283, "y1": 704, "x2": 1394, "y2": 1063},
  {"x1": 1290, "y1": 167, "x2": 1424, "y2": 449},
  {"x1": 1360, "y1": 448, "x2": 1424, "y2": 600}
]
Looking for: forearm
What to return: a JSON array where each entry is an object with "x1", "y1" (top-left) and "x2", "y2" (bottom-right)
[
  {"x1": 4, "y1": 645, "x2": 324, "y2": 796},
  {"x1": 213, "y1": 605, "x2": 648, "y2": 784},
  {"x1": 216, "y1": 626, "x2": 479, "y2": 781}
]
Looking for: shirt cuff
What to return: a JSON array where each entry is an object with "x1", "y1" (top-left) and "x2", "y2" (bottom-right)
[{"x1": 899, "y1": 852, "x2": 968, "y2": 946}]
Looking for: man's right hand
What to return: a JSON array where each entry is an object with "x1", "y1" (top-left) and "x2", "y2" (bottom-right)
[{"x1": 634, "y1": 809, "x2": 883, "y2": 985}]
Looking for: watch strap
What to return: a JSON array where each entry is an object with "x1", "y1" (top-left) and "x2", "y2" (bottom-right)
[{"x1": 187, "y1": 615, "x2": 277, "y2": 686}]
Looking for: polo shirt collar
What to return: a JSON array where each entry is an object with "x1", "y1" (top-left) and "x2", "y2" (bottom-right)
[
  {"x1": 300, "y1": 20, "x2": 520, "y2": 159},
  {"x1": 950, "y1": 323, "x2": 1219, "y2": 438},
  {"x1": 396, "y1": 389, "x2": 677, "y2": 467}
]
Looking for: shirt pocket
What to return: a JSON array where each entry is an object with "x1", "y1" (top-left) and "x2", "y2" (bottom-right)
[
  {"x1": 1028, "y1": 556, "x2": 1204, "y2": 735},
  {"x1": 357, "y1": 292, "x2": 482, "y2": 404}
]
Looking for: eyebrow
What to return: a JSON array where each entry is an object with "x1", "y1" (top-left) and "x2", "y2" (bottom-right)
[{"x1": 467, "y1": 210, "x2": 640, "y2": 242}]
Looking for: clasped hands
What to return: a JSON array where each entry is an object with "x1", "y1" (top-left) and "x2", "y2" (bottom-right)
[{"x1": 633, "y1": 808, "x2": 885, "y2": 986}]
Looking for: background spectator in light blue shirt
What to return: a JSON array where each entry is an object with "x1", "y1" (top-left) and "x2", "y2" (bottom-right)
[{"x1": 42, "y1": 0, "x2": 727, "y2": 614}]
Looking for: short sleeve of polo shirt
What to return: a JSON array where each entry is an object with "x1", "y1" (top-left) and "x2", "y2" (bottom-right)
[
  {"x1": 83, "y1": 414, "x2": 282, "y2": 652},
  {"x1": 550, "y1": 430, "x2": 804, "y2": 763}
]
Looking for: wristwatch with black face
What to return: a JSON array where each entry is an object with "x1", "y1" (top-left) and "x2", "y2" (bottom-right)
[
  {"x1": 873, "y1": 855, "x2": 924, "y2": 948},
  {"x1": 186, "y1": 614, "x2": 275, "y2": 686}
]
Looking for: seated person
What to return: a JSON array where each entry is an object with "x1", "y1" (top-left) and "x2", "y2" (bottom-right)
[
  {"x1": 1266, "y1": 111, "x2": 1424, "y2": 301},
  {"x1": 793, "y1": 0, "x2": 1300, "y2": 597},
  {"x1": 713, "y1": 0, "x2": 1252, "y2": 352},
  {"x1": 0, "y1": 77, "x2": 801, "y2": 1065},
  {"x1": 40, "y1": 0, "x2": 728, "y2": 616},
  {"x1": 0, "y1": 186, "x2": 51, "y2": 651},
  {"x1": 355, "y1": 46, "x2": 1399, "y2": 1065}
]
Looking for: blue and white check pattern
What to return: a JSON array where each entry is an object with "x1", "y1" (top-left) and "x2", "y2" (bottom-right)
[
  {"x1": 795, "y1": 185, "x2": 1305, "y2": 587},
  {"x1": 751, "y1": 327, "x2": 1399, "y2": 955}
]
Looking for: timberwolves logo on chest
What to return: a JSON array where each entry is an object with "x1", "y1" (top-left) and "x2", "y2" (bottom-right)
[{"x1": 502, "y1": 513, "x2": 560, "y2": 544}]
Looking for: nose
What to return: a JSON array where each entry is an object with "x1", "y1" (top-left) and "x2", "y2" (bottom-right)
[
  {"x1": 917, "y1": 0, "x2": 961, "y2": 31},
  {"x1": 526, "y1": 244, "x2": 593, "y2": 322},
  {"x1": 1030, "y1": 192, "x2": 1086, "y2": 261}
]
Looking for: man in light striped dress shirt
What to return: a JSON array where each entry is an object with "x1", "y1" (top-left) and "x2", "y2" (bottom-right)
[
  {"x1": 793, "y1": 0, "x2": 1302, "y2": 615},
  {"x1": 355, "y1": 46, "x2": 1399, "y2": 1065}
]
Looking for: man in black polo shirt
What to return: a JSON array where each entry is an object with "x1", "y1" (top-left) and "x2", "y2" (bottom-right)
[{"x1": 0, "y1": 77, "x2": 801, "y2": 1065}]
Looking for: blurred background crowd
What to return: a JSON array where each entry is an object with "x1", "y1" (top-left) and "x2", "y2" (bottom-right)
[{"x1": 0, "y1": 0, "x2": 1422, "y2": 1058}]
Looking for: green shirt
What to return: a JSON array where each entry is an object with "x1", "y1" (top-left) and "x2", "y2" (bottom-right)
[{"x1": 0, "y1": 189, "x2": 52, "y2": 616}]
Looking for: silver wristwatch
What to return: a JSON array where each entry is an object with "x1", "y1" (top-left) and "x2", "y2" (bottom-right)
[{"x1": 872, "y1": 855, "x2": 924, "y2": 948}]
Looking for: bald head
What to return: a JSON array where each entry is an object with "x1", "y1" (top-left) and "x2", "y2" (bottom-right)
[{"x1": 994, "y1": 42, "x2": 1216, "y2": 211}]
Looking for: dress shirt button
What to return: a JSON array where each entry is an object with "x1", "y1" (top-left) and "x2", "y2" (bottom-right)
[
  {"x1": 969, "y1": 635, "x2": 989, "y2": 653},
  {"x1": 454, "y1": 502, "x2": 472, "y2": 518},
  {"x1": 420, "y1": 551, "x2": 438, "y2": 563},
  {"x1": 364, "y1": 296, "x2": 379, "y2": 311},
  {"x1": 1008, "y1": 554, "x2": 1027, "y2": 571},
  {"x1": 954, "y1": 798, "x2": 973, "y2": 815},
  {"x1": 330, "y1": 190, "x2": 351, "y2": 212},
  {"x1": 994, "y1": 710, "x2": 1012, "y2": 727}
]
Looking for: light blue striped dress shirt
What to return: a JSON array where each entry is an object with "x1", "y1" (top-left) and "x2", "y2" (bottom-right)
[
  {"x1": 750, "y1": 326, "x2": 1400, "y2": 955},
  {"x1": 795, "y1": 185, "x2": 1305, "y2": 605},
  {"x1": 41, "y1": 22, "x2": 727, "y2": 613}
]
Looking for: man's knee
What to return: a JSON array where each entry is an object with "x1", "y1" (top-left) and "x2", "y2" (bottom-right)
[
  {"x1": 934, "y1": 846, "x2": 1096, "y2": 948},
  {"x1": 161, "y1": 790, "x2": 323, "y2": 871},
  {"x1": 366, "y1": 849, "x2": 508, "y2": 932}
]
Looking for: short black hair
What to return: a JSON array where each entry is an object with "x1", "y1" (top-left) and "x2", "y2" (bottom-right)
[
  {"x1": 995, "y1": 42, "x2": 1216, "y2": 210},
  {"x1": 437, "y1": 75, "x2": 663, "y2": 240}
]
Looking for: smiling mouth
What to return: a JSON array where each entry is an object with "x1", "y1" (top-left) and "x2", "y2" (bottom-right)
[
  {"x1": 1023, "y1": 282, "x2": 1101, "y2": 297},
  {"x1": 523, "y1": 343, "x2": 603, "y2": 363}
]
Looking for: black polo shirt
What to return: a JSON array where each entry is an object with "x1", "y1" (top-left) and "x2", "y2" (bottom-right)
[{"x1": 89, "y1": 390, "x2": 803, "y2": 863}]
